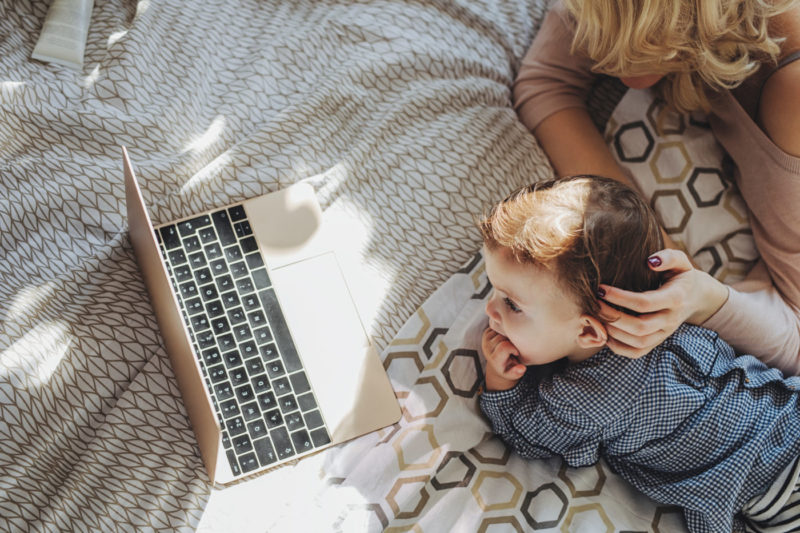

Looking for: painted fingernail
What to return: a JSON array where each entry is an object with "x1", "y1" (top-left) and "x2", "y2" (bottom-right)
[
  {"x1": 596, "y1": 287, "x2": 606, "y2": 298},
  {"x1": 648, "y1": 256, "x2": 662, "y2": 267}
]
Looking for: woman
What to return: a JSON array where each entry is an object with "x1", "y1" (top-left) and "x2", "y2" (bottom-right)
[{"x1": 513, "y1": 0, "x2": 800, "y2": 372}]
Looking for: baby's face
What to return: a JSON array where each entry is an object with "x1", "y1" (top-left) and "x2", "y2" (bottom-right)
[{"x1": 483, "y1": 246, "x2": 587, "y2": 366}]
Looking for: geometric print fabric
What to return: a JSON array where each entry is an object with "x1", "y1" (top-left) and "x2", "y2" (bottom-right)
[{"x1": 1, "y1": 0, "x2": 552, "y2": 531}]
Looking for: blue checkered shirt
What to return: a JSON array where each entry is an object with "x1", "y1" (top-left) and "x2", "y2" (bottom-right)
[{"x1": 480, "y1": 324, "x2": 800, "y2": 533}]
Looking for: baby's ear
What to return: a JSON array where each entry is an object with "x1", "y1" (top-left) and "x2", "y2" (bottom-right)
[{"x1": 576, "y1": 314, "x2": 607, "y2": 349}]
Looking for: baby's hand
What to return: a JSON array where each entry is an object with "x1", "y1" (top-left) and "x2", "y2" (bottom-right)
[{"x1": 482, "y1": 327, "x2": 526, "y2": 391}]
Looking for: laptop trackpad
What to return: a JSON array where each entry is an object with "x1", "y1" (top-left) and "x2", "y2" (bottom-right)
[{"x1": 269, "y1": 252, "x2": 399, "y2": 443}]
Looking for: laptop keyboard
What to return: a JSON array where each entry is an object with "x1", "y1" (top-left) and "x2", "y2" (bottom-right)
[{"x1": 155, "y1": 204, "x2": 331, "y2": 477}]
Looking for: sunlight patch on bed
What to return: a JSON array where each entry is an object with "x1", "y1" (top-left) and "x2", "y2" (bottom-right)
[
  {"x1": 0, "y1": 81, "x2": 25, "y2": 96},
  {"x1": 83, "y1": 65, "x2": 101, "y2": 88},
  {"x1": 107, "y1": 30, "x2": 129, "y2": 48},
  {"x1": 1, "y1": 320, "x2": 72, "y2": 385},
  {"x1": 8, "y1": 282, "x2": 57, "y2": 320},
  {"x1": 184, "y1": 115, "x2": 226, "y2": 154}
]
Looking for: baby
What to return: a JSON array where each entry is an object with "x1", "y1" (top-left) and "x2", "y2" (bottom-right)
[{"x1": 478, "y1": 175, "x2": 800, "y2": 533}]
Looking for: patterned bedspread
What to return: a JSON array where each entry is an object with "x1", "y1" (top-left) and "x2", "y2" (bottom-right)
[{"x1": 0, "y1": 1, "x2": 753, "y2": 531}]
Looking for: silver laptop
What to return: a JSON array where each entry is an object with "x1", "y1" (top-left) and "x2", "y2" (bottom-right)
[{"x1": 123, "y1": 147, "x2": 401, "y2": 484}]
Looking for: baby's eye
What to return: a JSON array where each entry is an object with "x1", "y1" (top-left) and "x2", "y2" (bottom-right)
[{"x1": 504, "y1": 297, "x2": 522, "y2": 313}]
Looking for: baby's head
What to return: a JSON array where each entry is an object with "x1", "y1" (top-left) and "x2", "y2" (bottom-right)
[
  {"x1": 562, "y1": 0, "x2": 791, "y2": 112},
  {"x1": 479, "y1": 175, "x2": 664, "y2": 365}
]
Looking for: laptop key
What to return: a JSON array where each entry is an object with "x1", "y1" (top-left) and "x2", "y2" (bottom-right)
[
  {"x1": 246, "y1": 358, "x2": 264, "y2": 376},
  {"x1": 203, "y1": 348, "x2": 222, "y2": 367},
  {"x1": 240, "y1": 236, "x2": 258, "y2": 254},
  {"x1": 233, "y1": 434, "x2": 253, "y2": 454},
  {"x1": 190, "y1": 314, "x2": 209, "y2": 331},
  {"x1": 226, "y1": 416, "x2": 246, "y2": 436},
  {"x1": 251, "y1": 269, "x2": 271, "y2": 290},
  {"x1": 220, "y1": 399, "x2": 240, "y2": 418},
  {"x1": 289, "y1": 372, "x2": 311, "y2": 394},
  {"x1": 183, "y1": 235, "x2": 201, "y2": 253},
  {"x1": 204, "y1": 242, "x2": 223, "y2": 260},
  {"x1": 179, "y1": 281, "x2": 198, "y2": 298},
  {"x1": 215, "y1": 274, "x2": 234, "y2": 292},
  {"x1": 234, "y1": 220, "x2": 252, "y2": 238},
  {"x1": 169, "y1": 249, "x2": 187, "y2": 265},
  {"x1": 174, "y1": 264, "x2": 193, "y2": 282},
  {"x1": 194, "y1": 267, "x2": 212, "y2": 285},
  {"x1": 272, "y1": 377, "x2": 291, "y2": 396},
  {"x1": 210, "y1": 258, "x2": 226, "y2": 275},
  {"x1": 227, "y1": 307, "x2": 246, "y2": 325},
  {"x1": 223, "y1": 351, "x2": 242, "y2": 369},
  {"x1": 242, "y1": 294, "x2": 261, "y2": 311},
  {"x1": 260, "y1": 342, "x2": 278, "y2": 361},
  {"x1": 264, "y1": 409, "x2": 283, "y2": 429},
  {"x1": 271, "y1": 427, "x2": 294, "y2": 459},
  {"x1": 159, "y1": 226, "x2": 181, "y2": 249},
  {"x1": 253, "y1": 437, "x2": 277, "y2": 466},
  {"x1": 209, "y1": 364, "x2": 227, "y2": 383},
  {"x1": 235, "y1": 277, "x2": 253, "y2": 294},
  {"x1": 279, "y1": 395, "x2": 298, "y2": 414},
  {"x1": 212, "y1": 316, "x2": 230, "y2": 335},
  {"x1": 248, "y1": 420, "x2": 268, "y2": 440},
  {"x1": 241, "y1": 402, "x2": 261, "y2": 422},
  {"x1": 226, "y1": 450, "x2": 241, "y2": 476},
  {"x1": 230, "y1": 367, "x2": 249, "y2": 387},
  {"x1": 259, "y1": 289, "x2": 302, "y2": 373},
  {"x1": 257, "y1": 391, "x2": 276, "y2": 411},
  {"x1": 266, "y1": 360, "x2": 285, "y2": 379},
  {"x1": 225, "y1": 245, "x2": 243, "y2": 262},
  {"x1": 240, "y1": 341, "x2": 258, "y2": 359},
  {"x1": 229, "y1": 205, "x2": 247, "y2": 221},
  {"x1": 285, "y1": 412, "x2": 304, "y2": 432},
  {"x1": 188, "y1": 252, "x2": 207, "y2": 268},
  {"x1": 251, "y1": 375, "x2": 270, "y2": 394},
  {"x1": 212, "y1": 210, "x2": 237, "y2": 246},
  {"x1": 214, "y1": 383, "x2": 235, "y2": 401},
  {"x1": 239, "y1": 453, "x2": 259, "y2": 473},
  {"x1": 206, "y1": 299, "x2": 224, "y2": 318},
  {"x1": 199, "y1": 226, "x2": 217, "y2": 244},
  {"x1": 245, "y1": 252, "x2": 264, "y2": 270},
  {"x1": 231, "y1": 261, "x2": 249, "y2": 279},
  {"x1": 235, "y1": 384, "x2": 255, "y2": 403},
  {"x1": 297, "y1": 392, "x2": 317, "y2": 412},
  {"x1": 218, "y1": 333, "x2": 235, "y2": 351},
  {"x1": 291, "y1": 429, "x2": 313, "y2": 454},
  {"x1": 310, "y1": 427, "x2": 331, "y2": 448},
  {"x1": 185, "y1": 297, "x2": 204, "y2": 315},
  {"x1": 304, "y1": 410, "x2": 324, "y2": 430}
]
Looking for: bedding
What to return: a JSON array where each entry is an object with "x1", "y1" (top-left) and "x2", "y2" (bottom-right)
[{"x1": 0, "y1": 0, "x2": 751, "y2": 532}]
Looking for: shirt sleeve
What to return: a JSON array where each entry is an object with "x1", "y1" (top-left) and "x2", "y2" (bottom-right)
[
  {"x1": 478, "y1": 371, "x2": 602, "y2": 467},
  {"x1": 702, "y1": 260, "x2": 800, "y2": 375},
  {"x1": 512, "y1": 1, "x2": 598, "y2": 133}
]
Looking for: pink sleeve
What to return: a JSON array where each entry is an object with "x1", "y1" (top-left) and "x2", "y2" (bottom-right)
[
  {"x1": 512, "y1": 1, "x2": 598, "y2": 132},
  {"x1": 702, "y1": 261, "x2": 800, "y2": 375}
]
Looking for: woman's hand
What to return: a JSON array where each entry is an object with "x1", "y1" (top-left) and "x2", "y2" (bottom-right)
[
  {"x1": 597, "y1": 249, "x2": 730, "y2": 358},
  {"x1": 482, "y1": 327, "x2": 526, "y2": 391}
]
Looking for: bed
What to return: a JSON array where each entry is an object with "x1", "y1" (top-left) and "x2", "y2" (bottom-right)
[{"x1": 0, "y1": 0, "x2": 756, "y2": 531}]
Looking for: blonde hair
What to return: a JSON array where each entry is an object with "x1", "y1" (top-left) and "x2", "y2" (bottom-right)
[
  {"x1": 479, "y1": 176, "x2": 663, "y2": 318},
  {"x1": 563, "y1": 0, "x2": 792, "y2": 112}
]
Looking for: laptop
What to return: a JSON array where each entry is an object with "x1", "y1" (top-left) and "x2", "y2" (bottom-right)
[{"x1": 123, "y1": 147, "x2": 401, "y2": 484}]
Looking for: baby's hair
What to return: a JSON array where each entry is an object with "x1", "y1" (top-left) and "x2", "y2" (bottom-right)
[
  {"x1": 563, "y1": 0, "x2": 793, "y2": 112},
  {"x1": 479, "y1": 175, "x2": 664, "y2": 318}
]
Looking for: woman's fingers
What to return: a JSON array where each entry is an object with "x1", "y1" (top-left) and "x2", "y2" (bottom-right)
[
  {"x1": 645, "y1": 248, "x2": 694, "y2": 273},
  {"x1": 605, "y1": 321, "x2": 666, "y2": 354}
]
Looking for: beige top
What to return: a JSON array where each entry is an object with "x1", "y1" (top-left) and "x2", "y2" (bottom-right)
[{"x1": 514, "y1": 2, "x2": 800, "y2": 372}]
